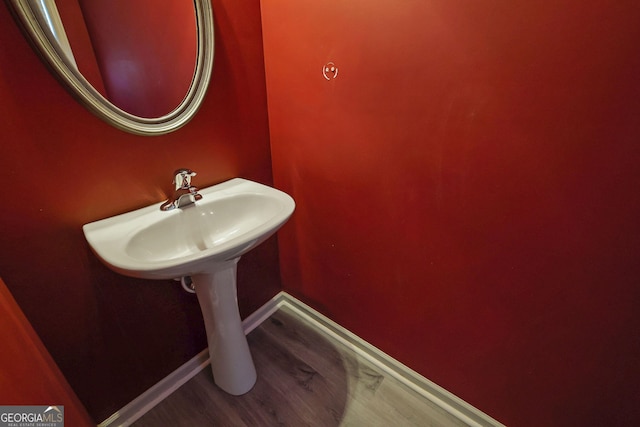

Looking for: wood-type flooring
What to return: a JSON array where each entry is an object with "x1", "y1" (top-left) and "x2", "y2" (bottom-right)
[{"x1": 133, "y1": 306, "x2": 469, "y2": 426}]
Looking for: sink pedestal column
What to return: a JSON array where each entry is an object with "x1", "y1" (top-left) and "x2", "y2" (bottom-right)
[{"x1": 192, "y1": 258, "x2": 257, "y2": 395}]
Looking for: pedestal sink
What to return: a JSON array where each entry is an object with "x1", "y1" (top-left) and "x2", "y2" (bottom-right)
[{"x1": 82, "y1": 178, "x2": 295, "y2": 395}]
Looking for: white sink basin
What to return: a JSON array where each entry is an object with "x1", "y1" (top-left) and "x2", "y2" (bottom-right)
[
  {"x1": 83, "y1": 178, "x2": 295, "y2": 279},
  {"x1": 83, "y1": 177, "x2": 295, "y2": 396}
]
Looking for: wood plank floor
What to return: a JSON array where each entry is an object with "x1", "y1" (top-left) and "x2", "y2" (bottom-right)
[{"x1": 133, "y1": 306, "x2": 469, "y2": 426}]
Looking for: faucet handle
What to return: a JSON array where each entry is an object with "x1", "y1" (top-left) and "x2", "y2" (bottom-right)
[{"x1": 173, "y1": 168, "x2": 197, "y2": 190}]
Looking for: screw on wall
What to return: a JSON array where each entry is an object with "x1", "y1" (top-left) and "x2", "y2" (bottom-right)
[{"x1": 322, "y1": 62, "x2": 338, "y2": 80}]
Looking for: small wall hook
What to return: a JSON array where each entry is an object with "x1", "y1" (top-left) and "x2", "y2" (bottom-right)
[{"x1": 322, "y1": 62, "x2": 339, "y2": 80}]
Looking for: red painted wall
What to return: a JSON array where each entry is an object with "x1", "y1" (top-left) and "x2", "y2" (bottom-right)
[
  {"x1": 0, "y1": 0, "x2": 275, "y2": 422},
  {"x1": 0, "y1": 278, "x2": 93, "y2": 426},
  {"x1": 77, "y1": 0, "x2": 197, "y2": 117},
  {"x1": 55, "y1": 0, "x2": 107, "y2": 96},
  {"x1": 263, "y1": 0, "x2": 640, "y2": 425}
]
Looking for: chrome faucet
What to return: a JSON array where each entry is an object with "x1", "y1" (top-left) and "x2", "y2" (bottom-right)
[{"x1": 160, "y1": 168, "x2": 203, "y2": 211}]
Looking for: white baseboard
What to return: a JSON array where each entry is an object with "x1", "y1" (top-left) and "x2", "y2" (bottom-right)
[
  {"x1": 99, "y1": 291, "x2": 504, "y2": 427},
  {"x1": 279, "y1": 293, "x2": 505, "y2": 427},
  {"x1": 98, "y1": 348, "x2": 209, "y2": 427},
  {"x1": 98, "y1": 294, "x2": 283, "y2": 427}
]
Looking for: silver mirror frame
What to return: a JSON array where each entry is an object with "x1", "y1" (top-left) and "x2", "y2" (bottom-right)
[{"x1": 7, "y1": 0, "x2": 215, "y2": 135}]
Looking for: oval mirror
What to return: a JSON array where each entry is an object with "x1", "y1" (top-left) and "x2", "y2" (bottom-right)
[{"x1": 7, "y1": 0, "x2": 215, "y2": 135}]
